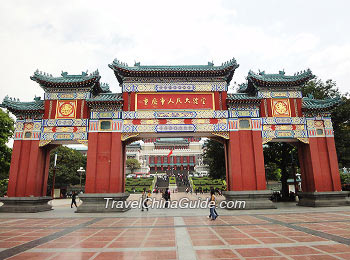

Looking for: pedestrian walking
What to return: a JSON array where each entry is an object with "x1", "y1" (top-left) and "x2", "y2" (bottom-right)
[
  {"x1": 71, "y1": 191, "x2": 77, "y2": 208},
  {"x1": 141, "y1": 188, "x2": 148, "y2": 211},
  {"x1": 209, "y1": 190, "x2": 217, "y2": 220},
  {"x1": 163, "y1": 187, "x2": 170, "y2": 208}
]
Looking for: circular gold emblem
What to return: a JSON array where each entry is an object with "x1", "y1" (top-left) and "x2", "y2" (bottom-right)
[
  {"x1": 60, "y1": 103, "x2": 74, "y2": 116},
  {"x1": 274, "y1": 101, "x2": 288, "y2": 115}
]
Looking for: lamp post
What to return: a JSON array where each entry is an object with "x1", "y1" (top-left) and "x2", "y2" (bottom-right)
[
  {"x1": 77, "y1": 167, "x2": 85, "y2": 191},
  {"x1": 51, "y1": 153, "x2": 57, "y2": 198}
]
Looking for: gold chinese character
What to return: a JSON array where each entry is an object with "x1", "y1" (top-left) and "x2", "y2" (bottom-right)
[
  {"x1": 176, "y1": 98, "x2": 182, "y2": 104},
  {"x1": 168, "y1": 98, "x2": 174, "y2": 104},
  {"x1": 201, "y1": 97, "x2": 206, "y2": 105},
  {"x1": 152, "y1": 98, "x2": 158, "y2": 105},
  {"x1": 160, "y1": 97, "x2": 165, "y2": 106},
  {"x1": 185, "y1": 98, "x2": 190, "y2": 104},
  {"x1": 193, "y1": 98, "x2": 198, "y2": 105},
  {"x1": 143, "y1": 98, "x2": 149, "y2": 105}
]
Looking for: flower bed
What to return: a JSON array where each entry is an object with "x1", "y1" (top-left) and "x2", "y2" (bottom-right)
[
  {"x1": 125, "y1": 177, "x2": 154, "y2": 193},
  {"x1": 190, "y1": 177, "x2": 226, "y2": 191}
]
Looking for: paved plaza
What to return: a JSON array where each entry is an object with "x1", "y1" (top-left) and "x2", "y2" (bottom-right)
[{"x1": 0, "y1": 193, "x2": 349, "y2": 260}]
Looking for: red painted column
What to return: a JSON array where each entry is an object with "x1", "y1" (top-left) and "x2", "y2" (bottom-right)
[
  {"x1": 7, "y1": 140, "x2": 50, "y2": 197},
  {"x1": 85, "y1": 132, "x2": 124, "y2": 193},
  {"x1": 7, "y1": 140, "x2": 22, "y2": 196},
  {"x1": 298, "y1": 137, "x2": 341, "y2": 192},
  {"x1": 226, "y1": 130, "x2": 266, "y2": 191}
]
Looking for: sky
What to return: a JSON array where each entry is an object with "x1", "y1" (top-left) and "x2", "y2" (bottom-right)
[{"x1": 1, "y1": 0, "x2": 350, "y2": 103}]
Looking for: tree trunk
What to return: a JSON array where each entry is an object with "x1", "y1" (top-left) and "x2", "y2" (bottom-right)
[{"x1": 280, "y1": 165, "x2": 289, "y2": 200}]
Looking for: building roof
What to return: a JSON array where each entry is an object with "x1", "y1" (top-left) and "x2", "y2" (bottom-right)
[
  {"x1": 155, "y1": 138, "x2": 189, "y2": 145},
  {"x1": 302, "y1": 96, "x2": 342, "y2": 112},
  {"x1": 30, "y1": 70, "x2": 110, "y2": 94},
  {"x1": 239, "y1": 69, "x2": 314, "y2": 93},
  {"x1": 226, "y1": 93, "x2": 261, "y2": 104},
  {"x1": 0, "y1": 96, "x2": 44, "y2": 115},
  {"x1": 108, "y1": 59, "x2": 239, "y2": 84},
  {"x1": 126, "y1": 143, "x2": 142, "y2": 149},
  {"x1": 86, "y1": 93, "x2": 123, "y2": 104}
]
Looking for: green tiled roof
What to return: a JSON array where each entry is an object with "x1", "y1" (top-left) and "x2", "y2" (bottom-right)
[
  {"x1": 86, "y1": 93, "x2": 123, "y2": 103},
  {"x1": 100, "y1": 83, "x2": 111, "y2": 93},
  {"x1": 109, "y1": 58, "x2": 239, "y2": 84},
  {"x1": 227, "y1": 93, "x2": 261, "y2": 103},
  {"x1": 155, "y1": 138, "x2": 189, "y2": 145},
  {"x1": 31, "y1": 70, "x2": 100, "y2": 84},
  {"x1": 240, "y1": 69, "x2": 314, "y2": 93},
  {"x1": 30, "y1": 70, "x2": 109, "y2": 94},
  {"x1": 302, "y1": 97, "x2": 342, "y2": 111},
  {"x1": 1, "y1": 96, "x2": 44, "y2": 115}
]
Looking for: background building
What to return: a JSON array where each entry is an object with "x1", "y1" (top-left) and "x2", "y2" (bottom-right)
[{"x1": 125, "y1": 138, "x2": 208, "y2": 175}]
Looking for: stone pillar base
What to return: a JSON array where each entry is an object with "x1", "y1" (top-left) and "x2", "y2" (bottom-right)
[
  {"x1": 223, "y1": 190, "x2": 276, "y2": 210},
  {"x1": 0, "y1": 197, "x2": 52, "y2": 213},
  {"x1": 297, "y1": 191, "x2": 350, "y2": 207},
  {"x1": 76, "y1": 193, "x2": 130, "y2": 213}
]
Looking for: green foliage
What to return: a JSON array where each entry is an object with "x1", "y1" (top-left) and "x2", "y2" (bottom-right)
[
  {"x1": 125, "y1": 177, "x2": 153, "y2": 193},
  {"x1": 265, "y1": 162, "x2": 282, "y2": 181},
  {"x1": 0, "y1": 109, "x2": 14, "y2": 180},
  {"x1": 0, "y1": 179, "x2": 9, "y2": 196},
  {"x1": 126, "y1": 158, "x2": 141, "y2": 174},
  {"x1": 203, "y1": 139, "x2": 226, "y2": 179},
  {"x1": 190, "y1": 177, "x2": 226, "y2": 191},
  {"x1": 263, "y1": 142, "x2": 296, "y2": 199},
  {"x1": 48, "y1": 146, "x2": 87, "y2": 188},
  {"x1": 302, "y1": 77, "x2": 350, "y2": 167},
  {"x1": 340, "y1": 172, "x2": 350, "y2": 185}
]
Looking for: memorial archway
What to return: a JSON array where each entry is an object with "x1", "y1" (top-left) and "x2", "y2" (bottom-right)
[{"x1": 0, "y1": 58, "x2": 346, "y2": 212}]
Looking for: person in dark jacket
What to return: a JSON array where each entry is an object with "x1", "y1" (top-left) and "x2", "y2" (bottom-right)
[
  {"x1": 163, "y1": 188, "x2": 170, "y2": 208},
  {"x1": 71, "y1": 192, "x2": 77, "y2": 208}
]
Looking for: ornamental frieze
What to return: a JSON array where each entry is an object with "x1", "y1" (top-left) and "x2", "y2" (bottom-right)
[
  {"x1": 122, "y1": 110, "x2": 228, "y2": 119},
  {"x1": 122, "y1": 82, "x2": 227, "y2": 92}
]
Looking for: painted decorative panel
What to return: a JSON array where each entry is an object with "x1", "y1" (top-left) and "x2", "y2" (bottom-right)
[
  {"x1": 55, "y1": 100, "x2": 77, "y2": 119},
  {"x1": 42, "y1": 119, "x2": 88, "y2": 127},
  {"x1": 271, "y1": 99, "x2": 291, "y2": 117},
  {"x1": 122, "y1": 82, "x2": 227, "y2": 92},
  {"x1": 13, "y1": 119, "x2": 42, "y2": 140},
  {"x1": 40, "y1": 132, "x2": 88, "y2": 141},
  {"x1": 228, "y1": 119, "x2": 238, "y2": 131},
  {"x1": 44, "y1": 92, "x2": 90, "y2": 100},
  {"x1": 257, "y1": 91, "x2": 302, "y2": 98},
  {"x1": 88, "y1": 119, "x2": 123, "y2": 132},
  {"x1": 122, "y1": 110, "x2": 228, "y2": 119},
  {"x1": 90, "y1": 111, "x2": 122, "y2": 119},
  {"x1": 229, "y1": 110, "x2": 259, "y2": 118},
  {"x1": 262, "y1": 117, "x2": 306, "y2": 125},
  {"x1": 251, "y1": 118, "x2": 262, "y2": 131}
]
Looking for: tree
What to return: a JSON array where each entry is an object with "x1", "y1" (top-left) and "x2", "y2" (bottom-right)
[
  {"x1": 47, "y1": 146, "x2": 87, "y2": 190},
  {"x1": 0, "y1": 109, "x2": 14, "y2": 181},
  {"x1": 202, "y1": 139, "x2": 226, "y2": 179},
  {"x1": 126, "y1": 158, "x2": 141, "y2": 174},
  {"x1": 265, "y1": 162, "x2": 282, "y2": 181},
  {"x1": 263, "y1": 143, "x2": 297, "y2": 199}
]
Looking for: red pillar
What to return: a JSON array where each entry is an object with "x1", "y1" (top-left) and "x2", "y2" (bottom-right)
[
  {"x1": 298, "y1": 137, "x2": 341, "y2": 192},
  {"x1": 85, "y1": 132, "x2": 124, "y2": 193},
  {"x1": 226, "y1": 130, "x2": 266, "y2": 191},
  {"x1": 7, "y1": 140, "x2": 51, "y2": 197}
]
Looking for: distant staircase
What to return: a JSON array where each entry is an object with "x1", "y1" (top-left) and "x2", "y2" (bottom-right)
[
  {"x1": 176, "y1": 173, "x2": 190, "y2": 192},
  {"x1": 155, "y1": 176, "x2": 169, "y2": 190}
]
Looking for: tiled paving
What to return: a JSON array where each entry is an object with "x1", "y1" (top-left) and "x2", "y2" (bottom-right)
[{"x1": 0, "y1": 200, "x2": 350, "y2": 259}]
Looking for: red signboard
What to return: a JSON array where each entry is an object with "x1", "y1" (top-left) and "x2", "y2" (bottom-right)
[{"x1": 136, "y1": 93, "x2": 214, "y2": 110}]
